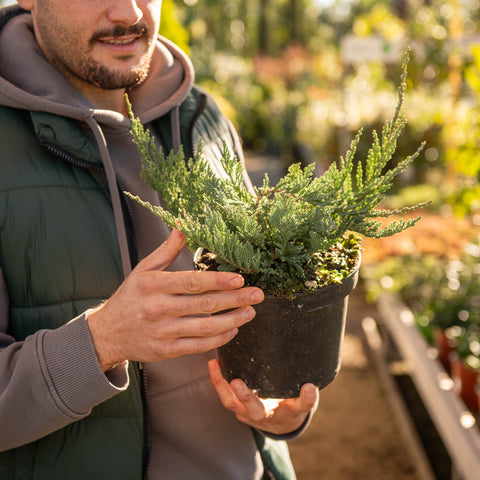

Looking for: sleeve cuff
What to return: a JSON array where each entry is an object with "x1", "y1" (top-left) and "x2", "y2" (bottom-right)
[
  {"x1": 40, "y1": 313, "x2": 129, "y2": 417},
  {"x1": 259, "y1": 410, "x2": 315, "y2": 441}
]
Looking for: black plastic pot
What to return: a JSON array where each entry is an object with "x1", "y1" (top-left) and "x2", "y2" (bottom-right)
[{"x1": 194, "y1": 249, "x2": 359, "y2": 398}]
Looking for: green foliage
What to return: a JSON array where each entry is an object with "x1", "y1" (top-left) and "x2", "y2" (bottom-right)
[
  {"x1": 365, "y1": 237, "x2": 480, "y2": 369},
  {"x1": 159, "y1": 0, "x2": 190, "y2": 55},
  {"x1": 126, "y1": 52, "x2": 425, "y2": 296},
  {"x1": 444, "y1": 45, "x2": 480, "y2": 216}
]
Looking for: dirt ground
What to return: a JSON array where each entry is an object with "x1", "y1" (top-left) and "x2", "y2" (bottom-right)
[{"x1": 287, "y1": 286, "x2": 419, "y2": 480}]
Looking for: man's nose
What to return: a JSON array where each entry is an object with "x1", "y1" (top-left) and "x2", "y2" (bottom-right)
[{"x1": 107, "y1": 0, "x2": 143, "y2": 25}]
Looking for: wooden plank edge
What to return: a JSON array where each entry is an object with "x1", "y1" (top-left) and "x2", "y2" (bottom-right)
[
  {"x1": 362, "y1": 316, "x2": 437, "y2": 480},
  {"x1": 376, "y1": 293, "x2": 480, "y2": 480}
]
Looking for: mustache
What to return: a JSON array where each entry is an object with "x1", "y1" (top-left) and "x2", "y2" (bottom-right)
[{"x1": 90, "y1": 24, "x2": 148, "y2": 44}]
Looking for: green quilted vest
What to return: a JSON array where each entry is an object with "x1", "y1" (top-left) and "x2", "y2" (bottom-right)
[{"x1": 0, "y1": 104, "x2": 145, "y2": 479}]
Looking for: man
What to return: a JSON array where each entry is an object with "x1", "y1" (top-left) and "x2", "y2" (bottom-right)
[{"x1": 0, "y1": 1, "x2": 319, "y2": 478}]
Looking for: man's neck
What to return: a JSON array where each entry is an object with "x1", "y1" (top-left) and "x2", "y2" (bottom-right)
[
  {"x1": 75, "y1": 82, "x2": 128, "y2": 114},
  {"x1": 89, "y1": 90, "x2": 128, "y2": 115},
  {"x1": 61, "y1": 71, "x2": 127, "y2": 114}
]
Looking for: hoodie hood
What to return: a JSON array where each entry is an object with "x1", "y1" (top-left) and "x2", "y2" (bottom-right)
[{"x1": 0, "y1": 6, "x2": 194, "y2": 126}]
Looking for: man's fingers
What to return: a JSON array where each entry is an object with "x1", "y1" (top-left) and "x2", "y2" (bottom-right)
[
  {"x1": 209, "y1": 359, "x2": 319, "y2": 435},
  {"x1": 157, "y1": 330, "x2": 240, "y2": 359},
  {"x1": 136, "y1": 285, "x2": 262, "y2": 320},
  {"x1": 160, "y1": 306, "x2": 256, "y2": 338},
  {"x1": 230, "y1": 379, "x2": 268, "y2": 422},
  {"x1": 209, "y1": 359, "x2": 266, "y2": 422},
  {"x1": 140, "y1": 270, "x2": 249, "y2": 296},
  {"x1": 297, "y1": 383, "x2": 320, "y2": 412},
  {"x1": 262, "y1": 383, "x2": 319, "y2": 416},
  {"x1": 208, "y1": 359, "x2": 244, "y2": 412},
  {"x1": 136, "y1": 228, "x2": 187, "y2": 272}
]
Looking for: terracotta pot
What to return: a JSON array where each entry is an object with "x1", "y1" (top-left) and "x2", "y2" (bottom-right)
[
  {"x1": 476, "y1": 384, "x2": 480, "y2": 413},
  {"x1": 433, "y1": 327, "x2": 455, "y2": 373},
  {"x1": 450, "y1": 353, "x2": 479, "y2": 412},
  {"x1": 210, "y1": 260, "x2": 360, "y2": 398}
]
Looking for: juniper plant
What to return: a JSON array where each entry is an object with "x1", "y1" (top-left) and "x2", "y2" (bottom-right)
[{"x1": 126, "y1": 51, "x2": 426, "y2": 297}]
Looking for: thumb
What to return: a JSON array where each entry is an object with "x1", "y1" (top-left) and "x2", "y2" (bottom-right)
[{"x1": 136, "y1": 228, "x2": 187, "y2": 272}]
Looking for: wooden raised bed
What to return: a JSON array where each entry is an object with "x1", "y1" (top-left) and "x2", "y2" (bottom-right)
[{"x1": 364, "y1": 292, "x2": 480, "y2": 480}]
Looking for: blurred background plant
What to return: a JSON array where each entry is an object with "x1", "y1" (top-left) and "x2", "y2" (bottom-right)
[
  {"x1": 158, "y1": 1, "x2": 480, "y2": 378},
  {"x1": 362, "y1": 222, "x2": 480, "y2": 408},
  {"x1": 444, "y1": 44, "x2": 480, "y2": 216},
  {"x1": 156, "y1": 0, "x2": 479, "y2": 216}
]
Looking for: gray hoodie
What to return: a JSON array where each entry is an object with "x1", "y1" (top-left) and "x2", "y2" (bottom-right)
[{"x1": 0, "y1": 7, "x2": 265, "y2": 479}]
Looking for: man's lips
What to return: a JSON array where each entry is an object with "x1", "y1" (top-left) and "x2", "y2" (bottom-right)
[
  {"x1": 96, "y1": 34, "x2": 143, "y2": 53},
  {"x1": 98, "y1": 34, "x2": 142, "y2": 45}
]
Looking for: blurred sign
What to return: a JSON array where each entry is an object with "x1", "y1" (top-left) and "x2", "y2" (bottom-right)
[
  {"x1": 341, "y1": 34, "x2": 480, "y2": 66},
  {"x1": 341, "y1": 35, "x2": 407, "y2": 65}
]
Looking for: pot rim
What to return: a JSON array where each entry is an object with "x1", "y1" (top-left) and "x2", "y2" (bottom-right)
[{"x1": 193, "y1": 247, "x2": 361, "y2": 300}]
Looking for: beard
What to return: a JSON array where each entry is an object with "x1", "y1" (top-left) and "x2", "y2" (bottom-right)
[
  {"x1": 76, "y1": 51, "x2": 152, "y2": 90},
  {"x1": 81, "y1": 24, "x2": 154, "y2": 90},
  {"x1": 37, "y1": 17, "x2": 156, "y2": 91}
]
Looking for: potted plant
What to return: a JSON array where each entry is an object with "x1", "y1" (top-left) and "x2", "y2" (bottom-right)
[
  {"x1": 448, "y1": 316, "x2": 480, "y2": 411},
  {"x1": 125, "y1": 52, "x2": 425, "y2": 398},
  {"x1": 420, "y1": 240, "x2": 480, "y2": 373}
]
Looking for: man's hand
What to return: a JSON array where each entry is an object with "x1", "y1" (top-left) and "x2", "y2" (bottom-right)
[
  {"x1": 87, "y1": 229, "x2": 264, "y2": 371},
  {"x1": 208, "y1": 359, "x2": 319, "y2": 435}
]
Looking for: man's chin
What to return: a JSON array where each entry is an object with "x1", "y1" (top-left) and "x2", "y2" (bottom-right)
[{"x1": 86, "y1": 64, "x2": 151, "y2": 90}]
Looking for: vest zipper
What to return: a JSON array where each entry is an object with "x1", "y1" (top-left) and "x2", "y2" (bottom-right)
[
  {"x1": 40, "y1": 141, "x2": 105, "y2": 171},
  {"x1": 139, "y1": 362, "x2": 153, "y2": 479},
  {"x1": 42, "y1": 140, "x2": 151, "y2": 477}
]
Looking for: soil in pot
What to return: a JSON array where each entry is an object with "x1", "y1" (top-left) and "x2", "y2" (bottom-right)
[{"x1": 217, "y1": 267, "x2": 359, "y2": 399}]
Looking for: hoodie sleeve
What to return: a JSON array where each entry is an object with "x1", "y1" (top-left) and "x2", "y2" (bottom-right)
[{"x1": 0, "y1": 268, "x2": 129, "y2": 452}]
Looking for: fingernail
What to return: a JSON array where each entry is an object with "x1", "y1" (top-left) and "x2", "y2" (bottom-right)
[
  {"x1": 244, "y1": 306, "x2": 256, "y2": 320},
  {"x1": 305, "y1": 384, "x2": 317, "y2": 398},
  {"x1": 251, "y1": 290, "x2": 264, "y2": 303},
  {"x1": 232, "y1": 380, "x2": 246, "y2": 395},
  {"x1": 228, "y1": 328, "x2": 239, "y2": 338},
  {"x1": 230, "y1": 276, "x2": 244, "y2": 288}
]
